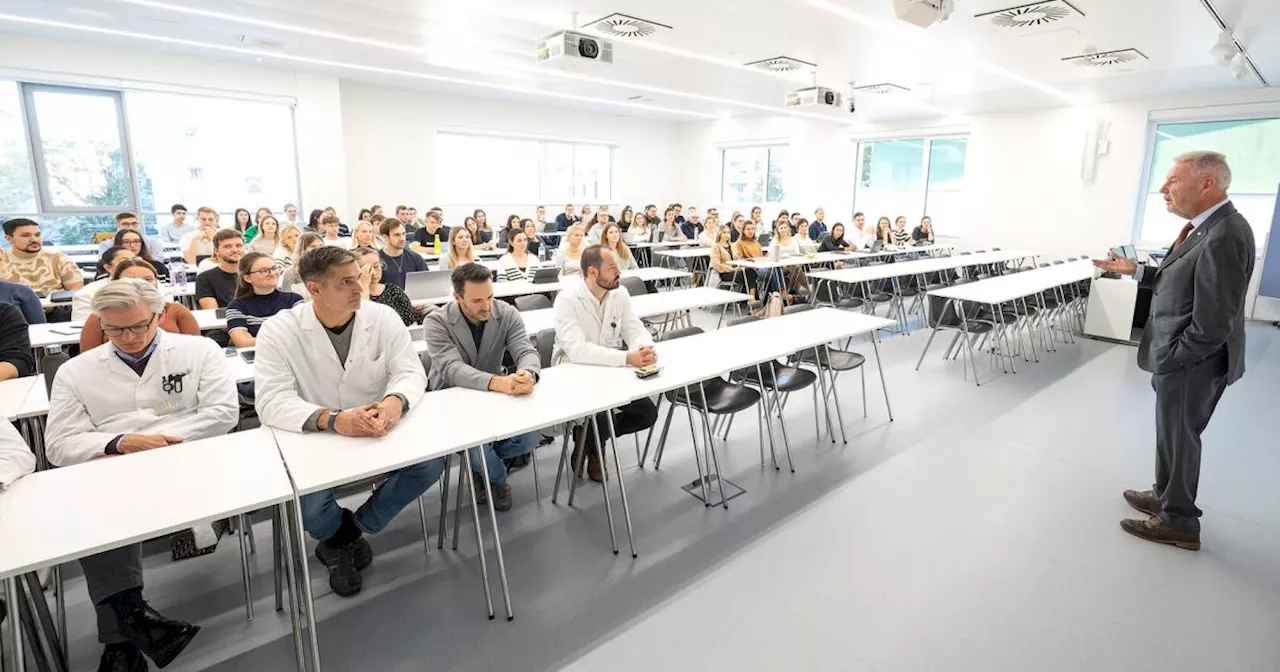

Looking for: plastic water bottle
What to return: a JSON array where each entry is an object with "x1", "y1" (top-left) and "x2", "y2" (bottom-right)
[{"x1": 171, "y1": 259, "x2": 187, "y2": 290}]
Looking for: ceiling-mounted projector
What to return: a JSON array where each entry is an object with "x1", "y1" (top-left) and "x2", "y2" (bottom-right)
[
  {"x1": 893, "y1": 0, "x2": 954, "y2": 28},
  {"x1": 785, "y1": 86, "x2": 842, "y2": 109},
  {"x1": 536, "y1": 30, "x2": 614, "y2": 67}
]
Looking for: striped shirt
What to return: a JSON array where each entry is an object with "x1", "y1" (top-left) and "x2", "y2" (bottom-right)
[{"x1": 226, "y1": 290, "x2": 303, "y2": 337}]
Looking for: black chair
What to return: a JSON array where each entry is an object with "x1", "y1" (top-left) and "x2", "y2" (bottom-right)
[
  {"x1": 722, "y1": 315, "x2": 815, "y2": 471},
  {"x1": 515, "y1": 294, "x2": 551, "y2": 311},
  {"x1": 784, "y1": 304, "x2": 867, "y2": 428}
]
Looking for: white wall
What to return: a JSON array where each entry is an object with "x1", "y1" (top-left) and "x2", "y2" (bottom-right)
[{"x1": 339, "y1": 80, "x2": 684, "y2": 223}]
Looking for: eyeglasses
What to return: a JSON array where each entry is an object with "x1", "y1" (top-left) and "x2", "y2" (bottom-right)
[
  {"x1": 246, "y1": 266, "x2": 281, "y2": 277},
  {"x1": 101, "y1": 315, "x2": 156, "y2": 337}
]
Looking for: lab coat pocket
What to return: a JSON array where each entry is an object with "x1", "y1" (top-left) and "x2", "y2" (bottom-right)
[{"x1": 344, "y1": 354, "x2": 387, "y2": 399}]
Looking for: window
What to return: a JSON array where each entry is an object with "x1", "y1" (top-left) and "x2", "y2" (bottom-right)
[
  {"x1": 0, "y1": 80, "x2": 301, "y2": 246},
  {"x1": 435, "y1": 131, "x2": 614, "y2": 205},
  {"x1": 1135, "y1": 117, "x2": 1280, "y2": 246},
  {"x1": 854, "y1": 136, "x2": 967, "y2": 236},
  {"x1": 720, "y1": 145, "x2": 787, "y2": 204}
]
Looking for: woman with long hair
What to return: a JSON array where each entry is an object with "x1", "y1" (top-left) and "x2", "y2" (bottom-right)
[
  {"x1": 553, "y1": 223, "x2": 587, "y2": 276},
  {"x1": 80, "y1": 259, "x2": 199, "y2": 351},
  {"x1": 233, "y1": 208, "x2": 252, "y2": 234},
  {"x1": 876, "y1": 217, "x2": 893, "y2": 246},
  {"x1": 819, "y1": 223, "x2": 850, "y2": 252},
  {"x1": 356, "y1": 247, "x2": 422, "y2": 326},
  {"x1": 602, "y1": 222, "x2": 637, "y2": 271},
  {"x1": 711, "y1": 224, "x2": 755, "y2": 299},
  {"x1": 521, "y1": 219, "x2": 541, "y2": 258},
  {"x1": 619, "y1": 206, "x2": 634, "y2": 231},
  {"x1": 498, "y1": 214, "x2": 522, "y2": 249},
  {"x1": 226, "y1": 251, "x2": 301, "y2": 348},
  {"x1": 272, "y1": 225, "x2": 302, "y2": 269},
  {"x1": 282, "y1": 232, "x2": 325, "y2": 293},
  {"x1": 698, "y1": 214, "x2": 720, "y2": 248},
  {"x1": 445, "y1": 226, "x2": 477, "y2": 269},
  {"x1": 496, "y1": 229, "x2": 536, "y2": 282},
  {"x1": 626, "y1": 210, "x2": 652, "y2": 244},
  {"x1": 912, "y1": 216, "x2": 936, "y2": 245},
  {"x1": 308, "y1": 208, "x2": 325, "y2": 234},
  {"x1": 352, "y1": 221, "x2": 379, "y2": 251},
  {"x1": 661, "y1": 207, "x2": 686, "y2": 241},
  {"x1": 473, "y1": 209, "x2": 495, "y2": 248},
  {"x1": 249, "y1": 215, "x2": 281, "y2": 255},
  {"x1": 113, "y1": 229, "x2": 170, "y2": 282},
  {"x1": 357, "y1": 208, "x2": 373, "y2": 223},
  {"x1": 891, "y1": 216, "x2": 912, "y2": 247}
]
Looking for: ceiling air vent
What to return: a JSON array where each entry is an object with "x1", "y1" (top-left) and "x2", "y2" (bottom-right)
[
  {"x1": 852, "y1": 83, "x2": 911, "y2": 95},
  {"x1": 583, "y1": 13, "x2": 672, "y2": 39},
  {"x1": 1062, "y1": 48, "x2": 1149, "y2": 67},
  {"x1": 744, "y1": 56, "x2": 817, "y2": 73},
  {"x1": 976, "y1": 0, "x2": 1084, "y2": 29}
]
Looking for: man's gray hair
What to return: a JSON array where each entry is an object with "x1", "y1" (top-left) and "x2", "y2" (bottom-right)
[
  {"x1": 92, "y1": 278, "x2": 165, "y2": 315},
  {"x1": 1174, "y1": 150, "x2": 1232, "y2": 191}
]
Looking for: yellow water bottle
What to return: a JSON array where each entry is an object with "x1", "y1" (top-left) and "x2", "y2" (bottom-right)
[{"x1": 433, "y1": 235, "x2": 441, "y2": 256}]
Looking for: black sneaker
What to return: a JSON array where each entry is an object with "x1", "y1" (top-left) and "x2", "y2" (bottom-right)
[
  {"x1": 350, "y1": 536, "x2": 373, "y2": 571},
  {"x1": 470, "y1": 471, "x2": 489, "y2": 506},
  {"x1": 97, "y1": 643, "x2": 147, "y2": 672},
  {"x1": 491, "y1": 483, "x2": 513, "y2": 512},
  {"x1": 314, "y1": 540, "x2": 363, "y2": 597},
  {"x1": 116, "y1": 603, "x2": 200, "y2": 668}
]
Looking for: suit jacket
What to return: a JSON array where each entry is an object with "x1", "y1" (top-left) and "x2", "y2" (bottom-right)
[
  {"x1": 424, "y1": 300, "x2": 540, "y2": 392},
  {"x1": 1137, "y1": 201, "x2": 1255, "y2": 383}
]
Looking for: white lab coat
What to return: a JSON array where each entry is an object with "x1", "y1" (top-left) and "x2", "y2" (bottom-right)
[
  {"x1": 552, "y1": 278, "x2": 653, "y2": 367},
  {"x1": 0, "y1": 419, "x2": 34, "y2": 488},
  {"x1": 254, "y1": 301, "x2": 426, "y2": 432},
  {"x1": 46, "y1": 332, "x2": 239, "y2": 467},
  {"x1": 71, "y1": 277, "x2": 109, "y2": 322}
]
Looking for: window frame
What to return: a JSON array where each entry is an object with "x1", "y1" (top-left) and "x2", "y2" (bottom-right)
[
  {"x1": 851, "y1": 133, "x2": 968, "y2": 235},
  {"x1": 718, "y1": 143, "x2": 788, "y2": 205},
  {"x1": 435, "y1": 129, "x2": 616, "y2": 205}
]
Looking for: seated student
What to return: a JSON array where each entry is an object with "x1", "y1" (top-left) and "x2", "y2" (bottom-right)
[
  {"x1": 553, "y1": 245, "x2": 659, "y2": 482},
  {"x1": 586, "y1": 210, "x2": 609, "y2": 245},
  {"x1": 160, "y1": 204, "x2": 195, "y2": 246},
  {"x1": 891, "y1": 216, "x2": 912, "y2": 247},
  {"x1": 794, "y1": 218, "x2": 819, "y2": 255},
  {"x1": 114, "y1": 229, "x2": 171, "y2": 283},
  {"x1": 226, "y1": 252, "x2": 302, "y2": 348},
  {"x1": 680, "y1": 207, "x2": 704, "y2": 240},
  {"x1": 789, "y1": 212, "x2": 803, "y2": 236},
  {"x1": 769, "y1": 220, "x2": 801, "y2": 259},
  {"x1": 768, "y1": 221, "x2": 807, "y2": 300},
  {"x1": 598, "y1": 204, "x2": 617, "y2": 223},
  {"x1": 81, "y1": 259, "x2": 199, "y2": 351},
  {"x1": 850, "y1": 212, "x2": 875, "y2": 250},
  {"x1": 355, "y1": 247, "x2": 423, "y2": 327},
  {"x1": 697, "y1": 214, "x2": 720, "y2": 248},
  {"x1": 424, "y1": 262, "x2": 542, "y2": 510},
  {"x1": 243, "y1": 207, "x2": 274, "y2": 244},
  {"x1": 273, "y1": 224, "x2": 302, "y2": 270},
  {"x1": 320, "y1": 214, "x2": 351, "y2": 249},
  {"x1": 660, "y1": 207, "x2": 686, "y2": 242},
  {"x1": 521, "y1": 219, "x2": 542, "y2": 259},
  {"x1": 912, "y1": 216, "x2": 936, "y2": 245},
  {"x1": 280, "y1": 232, "x2": 324, "y2": 295},
  {"x1": 195, "y1": 229, "x2": 245, "y2": 309},
  {"x1": 72, "y1": 246, "x2": 136, "y2": 322},
  {"x1": 249, "y1": 215, "x2": 283, "y2": 256},
  {"x1": 496, "y1": 214, "x2": 521, "y2": 249},
  {"x1": 377, "y1": 219, "x2": 428, "y2": 289},
  {"x1": 555, "y1": 203, "x2": 578, "y2": 231},
  {"x1": 711, "y1": 224, "x2": 756, "y2": 300},
  {"x1": 624, "y1": 214, "x2": 652, "y2": 245},
  {"x1": 875, "y1": 217, "x2": 894, "y2": 248},
  {"x1": 809, "y1": 208, "x2": 829, "y2": 242},
  {"x1": 472, "y1": 209, "x2": 496, "y2": 249},
  {"x1": 409, "y1": 211, "x2": 449, "y2": 253},
  {"x1": 256, "y1": 248, "x2": 442, "y2": 597},
  {"x1": 2, "y1": 218, "x2": 84, "y2": 295},
  {"x1": 819, "y1": 223, "x2": 851, "y2": 253},
  {"x1": 0, "y1": 279, "x2": 46, "y2": 325},
  {"x1": 0, "y1": 301, "x2": 35, "y2": 381},
  {"x1": 98, "y1": 212, "x2": 165, "y2": 257},
  {"x1": 444, "y1": 226, "x2": 478, "y2": 270},
  {"x1": 496, "y1": 229, "x2": 536, "y2": 282},
  {"x1": 728, "y1": 213, "x2": 746, "y2": 243},
  {"x1": 350, "y1": 221, "x2": 379, "y2": 252},
  {"x1": 552, "y1": 223, "x2": 587, "y2": 276},
  {"x1": 580, "y1": 204, "x2": 594, "y2": 226},
  {"x1": 618, "y1": 207, "x2": 634, "y2": 232},
  {"x1": 321, "y1": 206, "x2": 351, "y2": 237},
  {"x1": 601, "y1": 223, "x2": 638, "y2": 271},
  {"x1": 46, "y1": 278, "x2": 236, "y2": 672},
  {"x1": 182, "y1": 208, "x2": 220, "y2": 265},
  {"x1": 0, "y1": 413, "x2": 34, "y2": 488}
]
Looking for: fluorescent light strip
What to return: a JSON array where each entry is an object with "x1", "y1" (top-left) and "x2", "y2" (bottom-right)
[
  {"x1": 0, "y1": 14, "x2": 718, "y2": 119},
  {"x1": 802, "y1": 0, "x2": 1089, "y2": 106},
  {"x1": 112, "y1": 0, "x2": 904, "y2": 123}
]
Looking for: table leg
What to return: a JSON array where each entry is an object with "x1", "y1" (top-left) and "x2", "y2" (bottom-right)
[
  {"x1": 286, "y1": 499, "x2": 322, "y2": 671},
  {"x1": 237, "y1": 514, "x2": 254, "y2": 621},
  {"x1": 766, "y1": 362, "x2": 796, "y2": 473},
  {"x1": 870, "y1": 333, "x2": 895, "y2": 420},
  {"x1": 679, "y1": 388, "x2": 711, "y2": 504},
  {"x1": 603, "y1": 412, "x2": 638, "y2": 557},
  {"x1": 821, "y1": 345, "x2": 849, "y2": 443},
  {"x1": 278, "y1": 504, "x2": 306, "y2": 671},
  {"x1": 588, "y1": 415, "x2": 620, "y2": 555},
  {"x1": 436, "y1": 454, "x2": 451, "y2": 549},
  {"x1": 697, "y1": 382, "x2": 730, "y2": 509},
  {"x1": 2, "y1": 576, "x2": 25, "y2": 672},
  {"x1": 459, "y1": 451, "x2": 496, "y2": 620},
  {"x1": 471, "y1": 446, "x2": 514, "y2": 621}
]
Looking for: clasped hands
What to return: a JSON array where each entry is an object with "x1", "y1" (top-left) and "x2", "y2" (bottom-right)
[{"x1": 332, "y1": 396, "x2": 405, "y2": 438}]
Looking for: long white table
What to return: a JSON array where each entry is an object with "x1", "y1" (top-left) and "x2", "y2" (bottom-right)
[
  {"x1": 29, "y1": 308, "x2": 228, "y2": 351},
  {"x1": 412, "y1": 267, "x2": 691, "y2": 305},
  {"x1": 519, "y1": 287, "x2": 749, "y2": 336},
  {"x1": 38, "y1": 282, "x2": 197, "y2": 310}
]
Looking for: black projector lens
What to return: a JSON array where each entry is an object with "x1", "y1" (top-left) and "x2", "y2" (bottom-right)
[{"x1": 578, "y1": 38, "x2": 600, "y2": 59}]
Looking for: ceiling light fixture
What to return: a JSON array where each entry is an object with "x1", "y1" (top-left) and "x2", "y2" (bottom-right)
[
  {"x1": 1228, "y1": 52, "x2": 1248, "y2": 81},
  {"x1": 0, "y1": 13, "x2": 719, "y2": 120},
  {"x1": 1209, "y1": 30, "x2": 1237, "y2": 65},
  {"x1": 802, "y1": 0, "x2": 1089, "y2": 106}
]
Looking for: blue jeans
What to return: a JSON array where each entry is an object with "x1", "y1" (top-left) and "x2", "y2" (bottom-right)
[
  {"x1": 300, "y1": 458, "x2": 447, "y2": 540},
  {"x1": 469, "y1": 431, "x2": 541, "y2": 486}
]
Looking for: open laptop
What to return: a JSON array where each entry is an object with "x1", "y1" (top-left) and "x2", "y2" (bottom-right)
[
  {"x1": 531, "y1": 266, "x2": 560, "y2": 284},
  {"x1": 404, "y1": 270, "x2": 454, "y2": 301},
  {"x1": 869, "y1": 238, "x2": 883, "y2": 253}
]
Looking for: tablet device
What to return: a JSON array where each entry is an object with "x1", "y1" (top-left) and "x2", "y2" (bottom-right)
[{"x1": 240, "y1": 350, "x2": 256, "y2": 364}]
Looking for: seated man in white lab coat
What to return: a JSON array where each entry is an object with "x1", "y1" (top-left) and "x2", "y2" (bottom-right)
[
  {"x1": 0, "y1": 419, "x2": 33, "y2": 488},
  {"x1": 553, "y1": 245, "x2": 659, "y2": 482},
  {"x1": 46, "y1": 278, "x2": 238, "y2": 672},
  {"x1": 254, "y1": 246, "x2": 443, "y2": 598},
  {"x1": 424, "y1": 262, "x2": 542, "y2": 512}
]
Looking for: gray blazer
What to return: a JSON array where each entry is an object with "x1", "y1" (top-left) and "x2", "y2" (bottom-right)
[
  {"x1": 423, "y1": 300, "x2": 540, "y2": 392},
  {"x1": 1138, "y1": 201, "x2": 1255, "y2": 383}
]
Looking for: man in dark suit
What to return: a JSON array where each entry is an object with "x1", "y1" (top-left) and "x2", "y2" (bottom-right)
[{"x1": 1093, "y1": 150, "x2": 1255, "y2": 551}]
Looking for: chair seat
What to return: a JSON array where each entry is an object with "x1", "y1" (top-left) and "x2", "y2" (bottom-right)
[
  {"x1": 732, "y1": 363, "x2": 817, "y2": 392},
  {"x1": 796, "y1": 348, "x2": 865, "y2": 371},
  {"x1": 867, "y1": 292, "x2": 892, "y2": 303},
  {"x1": 834, "y1": 297, "x2": 865, "y2": 310},
  {"x1": 670, "y1": 379, "x2": 762, "y2": 415}
]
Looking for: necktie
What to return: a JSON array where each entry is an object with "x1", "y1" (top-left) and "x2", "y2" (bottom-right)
[{"x1": 1171, "y1": 221, "x2": 1194, "y2": 250}]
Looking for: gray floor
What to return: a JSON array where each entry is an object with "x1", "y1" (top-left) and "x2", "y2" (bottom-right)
[{"x1": 53, "y1": 313, "x2": 1280, "y2": 671}]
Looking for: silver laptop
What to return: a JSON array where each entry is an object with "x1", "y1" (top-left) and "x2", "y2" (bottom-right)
[
  {"x1": 404, "y1": 270, "x2": 453, "y2": 301},
  {"x1": 531, "y1": 266, "x2": 560, "y2": 284}
]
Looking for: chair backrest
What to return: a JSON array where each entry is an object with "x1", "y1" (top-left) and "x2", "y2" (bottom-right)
[
  {"x1": 620, "y1": 276, "x2": 648, "y2": 297},
  {"x1": 535, "y1": 328, "x2": 555, "y2": 368},
  {"x1": 419, "y1": 351, "x2": 432, "y2": 378},
  {"x1": 782, "y1": 303, "x2": 813, "y2": 315},
  {"x1": 40, "y1": 348, "x2": 71, "y2": 397},
  {"x1": 658, "y1": 326, "x2": 704, "y2": 341},
  {"x1": 726, "y1": 314, "x2": 760, "y2": 327},
  {"x1": 1052, "y1": 259, "x2": 1064, "y2": 265},
  {"x1": 515, "y1": 294, "x2": 551, "y2": 311}
]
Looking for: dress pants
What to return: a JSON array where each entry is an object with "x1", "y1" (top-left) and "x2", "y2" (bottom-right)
[
  {"x1": 1151, "y1": 350, "x2": 1229, "y2": 532},
  {"x1": 79, "y1": 545, "x2": 144, "y2": 643},
  {"x1": 583, "y1": 397, "x2": 659, "y2": 452}
]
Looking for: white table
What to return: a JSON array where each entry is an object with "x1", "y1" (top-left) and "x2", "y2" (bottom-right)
[
  {"x1": 653, "y1": 247, "x2": 711, "y2": 259},
  {"x1": 28, "y1": 308, "x2": 228, "y2": 351},
  {"x1": 37, "y1": 282, "x2": 197, "y2": 310},
  {"x1": 843, "y1": 243, "x2": 955, "y2": 261},
  {"x1": 412, "y1": 268, "x2": 692, "y2": 305},
  {"x1": 0, "y1": 376, "x2": 38, "y2": 422},
  {"x1": 519, "y1": 287, "x2": 750, "y2": 336},
  {"x1": 631, "y1": 240, "x2": 698, "y2": 250}
]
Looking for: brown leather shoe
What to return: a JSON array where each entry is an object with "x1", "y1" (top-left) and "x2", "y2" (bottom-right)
[
  {"x1": 1123, "y1": 489, "x2": 1162, "y2": 517},
  {"x1": 585, "y1": 446, "x2": 606, "y2": 483},
  {"x1": 1120, "y1": 515, "x2": 1200, "y2": 550}
]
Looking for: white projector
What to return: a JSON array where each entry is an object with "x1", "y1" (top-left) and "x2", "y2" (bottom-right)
[
  {"x1": 785, "y1": 86, "x2": 843, "y2": 109},
  {"x1": 536, "y1": 30, "x2": 614, "y2": 67},
  {"x1": 893, "y1": 0, "x2": 955, "y2": 28}
]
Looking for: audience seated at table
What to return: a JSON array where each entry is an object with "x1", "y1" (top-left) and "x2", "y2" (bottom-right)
[
  {"x1": 660, "y1": 207, "x2": 686, "y2": 242},
  {"x1": 553, "y1": 223, "x2": 587, "y2": 276},
  {"x1": 320, "y1": 214, "x2": 351, "y2": 249},
  {"x1": 244, "y1": 207, "x2": 274, "y2": 243},
  {"x1": 378, "y1": 219, "x2": 428, "y2": 289},
  {"x1": 496, "y1": 229, "x2": 537, "y2": 282},
  {"x1": 586, "y1": 210, "x2": 609, "y2": 245},
  {"x1": 255, "y1": 246, "x2": 444, "y2": 598},
  {"x1": 793, "y1": 218, "x2": 819, "y2": 255},
  {"x1": 410, "y1": 211, "x2": 449, "y2": 253},
  {"x1": 819, "y1": 223, "x2": 851, "y2": 253},
  {"x1": 697, "y1": 214, "x2": 720, "y2": 248},
  {"x1": 81, "y1": 259, "x2": 199, "y2": 351},
  {"x1": 351, "y1": 221, "x2": 380, "y2": 252},
  {"x1": 680, "y1": 207, "x2": 704, "y2": 240},
  {"x1": 912, "y1": 216, "x2": 936, "y2": 245},
  {"x1": 226, "y1": 252, "x2": 302, "y2": 349},
  {"x1": 0, "y1": 302, "x2": 34, "y2": 381},
  {"x1": 850, "y1": 212, "x2": 874, "y2": 250},
  {"x1": 601, "y1": 223, "x2": 638, "y2": 271},
  {"x1": 280, "y1": 232, "x2": 324, "y2": 295},
  {"x1": 875, "y1": 216, "x2": 893, "y2": 247},
  {"x1": 496, "y1": 215, "x2": 521, "y2": 249},
  {"x1": 553, "y1": 245, "x2": 659, "y2": 482},
  {"x1": 182, "y1": 207, "x2": 221, "y2": 265},
  {"x1": 248, "y1": 215, "x2": 283, "y2": 256},
  {"x1": 444, "y1": 226, "x2": 478, "y2": 270},
  {"x1": 273, "y1": 224, "x2": 302, "y2": 269},
  {"x1": 97, "y1": 212, "x2": 164, "y2": 257},
  {"x1": 73, "y1": 246, "x2": 136, "y2": 321},
  {"x1": 1, "y1": 218, "x2": 84, "y2": 296},
  {"x1": 625, "y1": 213, "x2": 652, "y2": 245},
  {"x1": 891, "y1": 216, "x2": 912, "y2": 247},
  {"x1": 769, "y1": 220, "x2": 801, "y2": 260},
  {"x1": 196, "y1": 229, "x2": 246, "y2": 310},
  {"x1": 46, "y1": 278, "x2": 237, "y2": 672},
  {"x1": 160, "y1": 204, "x2": 194, "y2": 245},
  {"x1": 554, "y1": 203, "x2": 579, "y2": 232},
  {"x1": 522, "y1": 219, "x2": 542, "y2": 259},
  {"x1": 113, "y1": 228, "x2": 171, "y2": 282},
  {"x1": 0, "y1": 411, "x2": 33, "y2": 488},
  {"x1": 424, "y1": 262, "x2": 543, "y2": 511},
  {"x1": 472, "y1": 209, "x2": 496, "y2": 249},
  {"x1": 619, "y1": 207, "x2": 634, "y2": 232},
  {"x1": 808, "y1": 208, "x2": 829, "y2": 242},
  {"x1": 711, "y1": 224, "x2": 756, "y2": 301},
  {"x1": 0, "y1": 279, "x2": 46, "y2": 324},
  {"x1": 355, "y1": 247, "x2": 423, "y2": 327}
]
